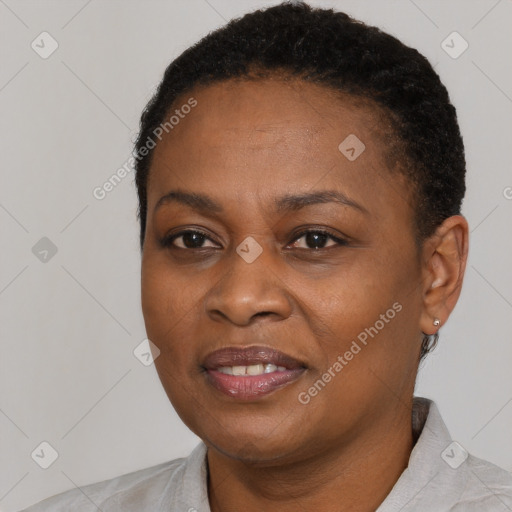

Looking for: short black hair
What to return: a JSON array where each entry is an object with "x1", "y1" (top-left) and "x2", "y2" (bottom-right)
[{"x1": 133, "y1": 1, "x2": 466, "y2": 358}]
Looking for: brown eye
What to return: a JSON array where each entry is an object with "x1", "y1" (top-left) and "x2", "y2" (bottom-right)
[
  {"x1": 289, "y1": 229, "x2": 348, "y2": 250},
  {"x1": 161, "y1": 230, "x2": 218, "y2": 249}
]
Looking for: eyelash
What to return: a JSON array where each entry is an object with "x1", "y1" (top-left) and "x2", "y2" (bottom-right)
[{"x1": 160, "y1": 228, "x2": 349, "y2": 251}]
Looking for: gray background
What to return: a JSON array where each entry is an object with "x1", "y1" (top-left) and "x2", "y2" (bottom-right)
[{"x1": 1, "y1": 0, "x2": 511, "y2": 510}]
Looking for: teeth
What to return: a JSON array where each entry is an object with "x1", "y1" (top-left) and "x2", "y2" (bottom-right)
[
  {"x1": 217, "y1": 363, "x2": 287, "y2": 376},
  {"x1": 263, "y1": 364, "x2": 277, "y2": 373},
  {"x1": 246, "y1": 364, "x2": 264, "y2": 375},
  {"x1": 232, "y1": 366, "x2": 247, "y2": 376}
]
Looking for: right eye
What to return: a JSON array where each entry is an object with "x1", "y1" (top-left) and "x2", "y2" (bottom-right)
[{"x1": 160, "y1": 229, "x2": 219, "y2": 250}]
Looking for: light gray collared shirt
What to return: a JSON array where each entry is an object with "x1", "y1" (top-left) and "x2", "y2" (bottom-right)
[{"x1": 22, "y1": 397, "x2": 512, "y2": 511}]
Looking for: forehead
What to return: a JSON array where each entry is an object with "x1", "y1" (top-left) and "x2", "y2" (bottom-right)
[
  {"x1": 161, "y1": 77, "x2": 381, "y2": 152},
  {"x1": 147, "y1": 77, "x2": 410, "y2": 221}
]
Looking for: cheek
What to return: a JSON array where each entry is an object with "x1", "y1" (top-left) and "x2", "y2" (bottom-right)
[
  {"x1": 141, "y1": 256, "x2": 193, "y2": 346},
  {"x1": 141, "y1": 260, "x2": 166, "y2": 334},
  {"x1": 141, "y1": 260, "x2": 203, "y2": 409},
  {"x1": 308, "y1": 250, "x2": 420, "y2": 366}
]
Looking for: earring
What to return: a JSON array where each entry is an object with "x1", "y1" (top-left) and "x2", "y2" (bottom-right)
[{"x1": 433, "y1": 318, "x2": 441, "y2": 327}]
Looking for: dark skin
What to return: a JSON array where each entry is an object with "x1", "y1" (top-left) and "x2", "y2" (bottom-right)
[{"x1": 140, "y1": 77, "x2": 469, "y2": 511}]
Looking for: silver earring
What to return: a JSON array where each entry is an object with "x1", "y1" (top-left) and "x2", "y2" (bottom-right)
[{"x1": 433, "y1": 318, "x2": 440, "y2": 327}]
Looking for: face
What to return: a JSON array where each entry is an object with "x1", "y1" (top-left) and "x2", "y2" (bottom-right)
[{"x1": 141, "y1": 77, "x2": 426, "y2": 464}]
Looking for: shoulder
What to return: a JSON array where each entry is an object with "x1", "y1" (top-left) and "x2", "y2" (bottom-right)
[
  {"x1": 384, "y1": 398, "x2": 512, "y2": 512},
  {"x1": 20, "y1": 457, "x2": 186, "y2": 511},
  {"x1": 451, "y1": 453, "x2": 512, "y2": 511}
]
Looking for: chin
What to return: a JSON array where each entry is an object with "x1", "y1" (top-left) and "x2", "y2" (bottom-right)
[
  {"x1": 199, "y1": 421, "x2": 306, "y2": 464},
  {"x1": 210, "y1": 437, "x2": 296, "y2": 464}
]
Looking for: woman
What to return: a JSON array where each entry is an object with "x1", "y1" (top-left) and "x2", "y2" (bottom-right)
[{"x1": 22, "y1": 1, "x2": 512, "y2": 510}]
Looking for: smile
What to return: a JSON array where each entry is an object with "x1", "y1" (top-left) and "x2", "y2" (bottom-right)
[
  {"x1": 202, "y1": 345, "x2": 307, "y2": 400},
  {"x1": 217, "y1": 363, "x2": 287, "y2": 375}
]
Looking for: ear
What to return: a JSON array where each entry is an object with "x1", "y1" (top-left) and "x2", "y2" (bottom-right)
[{"x1": 419, "y1": 215, "x2": 469, "y2": 336}]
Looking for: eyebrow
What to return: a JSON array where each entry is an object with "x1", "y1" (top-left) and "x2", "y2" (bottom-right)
[{"x1": 154, "y1": 189, "x2": 368, "y2": 215}]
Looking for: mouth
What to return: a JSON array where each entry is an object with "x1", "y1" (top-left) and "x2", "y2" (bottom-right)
[{"x1": 201, "y1": 345, "x2": 307, "y2": 400}]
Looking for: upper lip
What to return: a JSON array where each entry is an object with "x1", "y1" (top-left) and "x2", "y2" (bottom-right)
[{"x1": 202, "y1": 345, "x2": 307, "y2": 370}]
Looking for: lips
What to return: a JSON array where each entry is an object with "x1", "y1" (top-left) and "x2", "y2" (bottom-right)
[
  {"x1": 202, "y1": 345, "x2": 306, "y2": 371},
  {"x1": 201, "y1": 345, "x2": 307, "y2": 400}
]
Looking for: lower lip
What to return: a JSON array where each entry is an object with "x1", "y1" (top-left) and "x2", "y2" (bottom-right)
[{"x1": 205, "y1": 368, "x2": 306, "y2": 400}]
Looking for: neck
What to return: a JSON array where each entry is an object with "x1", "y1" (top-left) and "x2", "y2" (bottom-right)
[{"x1": 207, "y1": 403, "x2": 415, "y2": 512}]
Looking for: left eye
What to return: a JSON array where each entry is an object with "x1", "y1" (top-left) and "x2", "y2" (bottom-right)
[{"x1": 288, "y1": 230, "x2": 348, "y2": 250}]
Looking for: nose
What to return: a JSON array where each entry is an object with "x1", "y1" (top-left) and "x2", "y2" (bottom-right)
[{"x1": 204, "y1": 243, "x2": 293, "y2": 326}]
